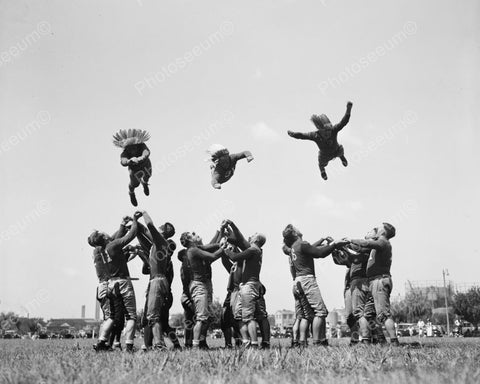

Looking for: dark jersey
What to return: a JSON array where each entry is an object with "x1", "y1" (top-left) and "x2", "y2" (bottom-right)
[
  {"x1": 221, "y1": 249, "x2": 242, "y2": 292},
  {"x1": 290, "y1": 240, "x2": 316, "y2": 277},
  {"x1": 341, "y1": 244, "x2": 369, "y2": 281},
  {"x1": 120, "y1": 143, "x2": 149, "y2": 162},
  {"x1": 105, "y1": 222, "x2": 137, "y2": 279},
  {"x1": 187, "y1": 248, "x2": 213, "y2": 283},
  {"x1": 165, "y1": 239, "x2": 176, "y2": 285},
  {"x1": 93, "y1": 247, "x2": 110, "y2": 282},
  {"x1": 352, "y1": 238, "x2": 392, "y2": 278},
  {"x1": 304, "y1": 130, "x2": 341, "y2": 153},
  {"x1": 179, "y1": 250, "x2": 192, "y2": 295},
  {"x1": 227, "y1": 245, "x2": 262, "y2": 284},
  {"x1": 212, "y1": 154, "x2": 237, "y2": 183},
  {"x1": 291, "y1": 109, "x2": 350, "y2": 154}
]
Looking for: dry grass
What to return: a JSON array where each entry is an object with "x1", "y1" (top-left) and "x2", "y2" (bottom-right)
[{"x1": 1, "y1": 337, "x2": 479, "y2": 384}]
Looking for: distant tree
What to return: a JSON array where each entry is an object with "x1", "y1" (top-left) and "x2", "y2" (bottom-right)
[
  {"x1": 453, "y1": 286, "x2": 480, "y2": 326},
  {"x1": 391, "y1": 299, "x2": 408, "y2": 323},
  {"x1": 391, "y1": 282, "x2": 432, "y2": 323},
  {"x1": 170, "y1": 313, "x2": 185, "y2": 329},
  {"x1": 208, "y1": 299, "x2": 223, "y2": 330},
  {"x1": 0, "y1": 312, "x2": 20, "y2": 331}
]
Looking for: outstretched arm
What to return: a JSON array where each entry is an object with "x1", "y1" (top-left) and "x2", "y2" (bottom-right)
[
  {"x1": 225, "y1": 246, "x2": 260, "y2": 262},
  {"x1": 351, "y1": 237, "x2": 387, "y2": 251},
  {"x1": 136, "y1": 222, "x2": 153, "y2": 251},
  {"x1": 334, "y1": 102, "x2": 353, "y2": 132},
  {"x1": 302, "y1": 239, "x2": 350, "y2": 259},
  {"x1": 191, "y1": 247, "x2": 224, "y2": 262},
  {"x1": 111, "y1": 217, "x2": 131, "y2": 239},
  {"x1": 224, "y1": 220, "x2": 249, "y2": 250},
  {"x1": 142, "y1": 211, "x2": 168, "y2": 249},
  {"x1": 221, "y1": 253, "x2": 234, "y2": 273},
  {"x1": 199, "y1": 230, "x2": 222, "y2": 252},
  {"x1": 312, "y1": 236, "x2": 333, "y2": 247},
  {"x1": 287, "y1": 131, "x2": 316, "y2": 140},
  {"x1": 230, "y1": 151, "x2": 253, "y2": 163},
  {"x1": 109, "y1": 216, "x2": 139, "y2": 251}
]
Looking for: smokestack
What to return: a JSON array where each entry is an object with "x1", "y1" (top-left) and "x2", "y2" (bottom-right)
[{"x1": 81, "y1": 305, "x2": 86, "y2": 319}]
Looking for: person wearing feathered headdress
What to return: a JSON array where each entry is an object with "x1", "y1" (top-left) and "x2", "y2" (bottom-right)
[
  {"x1": 207, "y1": 144, "x2": 254, "y2": 189},
  {"x1": 287, "y1": 101, "x2": 353, "y2": 180},
  {"x1": 112, "y1": 129, "x2": 152, "y2": 206}
]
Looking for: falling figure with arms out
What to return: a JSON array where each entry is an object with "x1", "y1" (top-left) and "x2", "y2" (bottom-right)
[
  {"x1": 207, "y1": 144, "x2": 254, "y2": 189},
  {"x1": 288, "y1": 101, "x2": 353, "y2": 180},
  {"x1": 113, "y1": 129, "x2": 152, "y2": 206}
]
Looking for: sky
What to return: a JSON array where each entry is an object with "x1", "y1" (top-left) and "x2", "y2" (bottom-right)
[{"x1": 0, "y1": 0, "x2": 479, "y2": 320}]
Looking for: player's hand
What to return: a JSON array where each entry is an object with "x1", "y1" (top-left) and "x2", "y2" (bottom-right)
[
  {"x1": 321, "y1": 236, "x2": 334, "y2": 245},
  {"x1": 333, "y1": 238, "x2": 350, "y2": 248},
  {"x1": 220, "y1": 220, "x2": 229, "y2": 230},
  {"x1": 133, "y1": 211, "x2": 143, "y2": 220},
  {"x1": 287, "y1": 130, "x2": 295, "y2": 137},
  {"x1": 122, "y1": 216, "x2": 133, "y2": 226},
  {"x1": 347, "y1": 101, "x2": 353, "y2": 109}
]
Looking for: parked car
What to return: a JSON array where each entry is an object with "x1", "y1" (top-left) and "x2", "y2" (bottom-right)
[
  {"x1": 429, "y1": 325, "x2": 444, "y2": 337},
  {"x1": 453, "y1": 321, "x2": 476, "y2": 337},
  {"x1": 396, "y1": 323, "x2": 418, "y2": 337}
]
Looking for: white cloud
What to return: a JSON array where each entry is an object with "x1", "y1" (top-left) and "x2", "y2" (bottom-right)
[
  {"x1": 250, "y1": 121, "x2": 281, "y2": 142},
  {"x1": 307, "y1": 193, "x2": 363, "y2": 220}
]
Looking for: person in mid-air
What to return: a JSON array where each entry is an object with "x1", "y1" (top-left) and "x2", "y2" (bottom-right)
[
  {"x1": 287, "y1": 101, "x2": 353, "y2": 180},
  {"x1": 113, "y1": 129, "x2": 152, "y2": 206},
  {"x1": 207, "y1": 144, "x2": 253, "y2": 189}
]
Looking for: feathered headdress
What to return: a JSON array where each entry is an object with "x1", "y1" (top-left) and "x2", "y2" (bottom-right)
[
  {"x1": 310, "y1": 114, "x2": 332, "y2": 130},
  {"x1": 112, "y1": 129, "x2": 151, "y2": 148}
]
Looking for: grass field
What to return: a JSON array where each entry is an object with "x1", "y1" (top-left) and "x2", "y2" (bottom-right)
[{"x1": 1, "y1": 337, "x2": 479, "y2": 384}]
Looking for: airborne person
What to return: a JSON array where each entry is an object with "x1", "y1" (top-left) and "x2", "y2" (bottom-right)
[
  {"x1": 207, "y1": 144, "x2": 254, "y2": 189},
  {"x1": 113, "y1": 129, "x2": 152, "y2": 206},
  {"x1": 287, "y1": 101, "x2": 353, "y2": 180}
]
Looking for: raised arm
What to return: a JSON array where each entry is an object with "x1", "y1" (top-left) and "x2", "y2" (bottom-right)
[
  {"x1": 142, "y1": 211, "x2": 168, "y2": 249},
  {"x1": 225, "y1": 220, "x2": 249, "y2": 251},
  {"x1": 334, "y1": 102, "x2": 353, "y2": 132},
  {"x1": 287, "y1": 131, "x2": 316, "y2": 140},
  {"x1": 136, "y1": 222, "x2": 153, "y2": 251},
  {"x1": 111, "y1": 217, "x2": 131, "y2": 239},
  {"x1": 225, "y1": 246, "x2": 260, "y2": 262},
  {"x1": 190, "y1": 247, "x2": 224, "y2": 262},
  {"x1": 311, "y1": 236, "x2": 333, "y2": 248},
  {"x1": 230, "y1": 151, "x2": 253, "y2": 163},
  {"x1": 221, "y1": 253, "x2": 234, "y2": 273},
  {"x1": 108, "y1": 217, "x2": 139, "y2": 251},
  {"x1": 301, "y1": 239, "x2": 349, "y2": 259},
  {"x1": 351, "y1": 237, "x2": 387, "y2": 251},
  {"x1": 301, "y1": 242, "x2": 336, "y2": 259}
]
